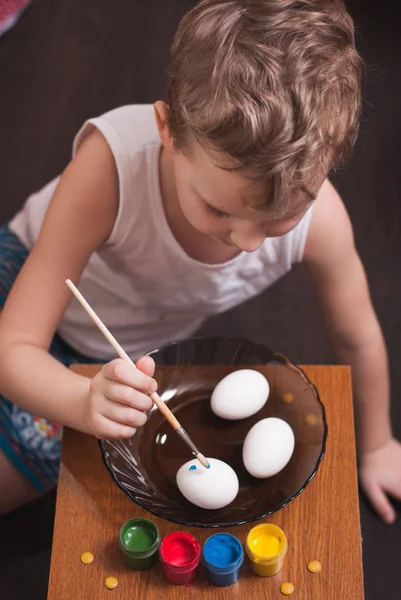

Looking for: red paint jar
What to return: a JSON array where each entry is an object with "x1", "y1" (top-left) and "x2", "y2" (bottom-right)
[{"x1": 160, "y1": 532, "x2": 201, "y2": 585}]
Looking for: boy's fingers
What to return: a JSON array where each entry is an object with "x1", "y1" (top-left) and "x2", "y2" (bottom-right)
[
  {"x1": 103, "y1": 359, "x2": 157, "y2": 393},
  {"x1": 94, "y1": 415, "x2": 137, "y2": 440},
  {"x1": 104, "y1": 384, "x2": 153, "y2": 411},
  {"x1": 101, "y1": 402, "x2": 148, "y2": 429},
  {"x1": 383, "y1": 479, "x2": 401, "y2": 504},
  {"x1": 364, "y1": 480, "x2": 395, "y2": 524},
  {"x1": 136, "y1": 356, "x2": 156, "y2": 377}
]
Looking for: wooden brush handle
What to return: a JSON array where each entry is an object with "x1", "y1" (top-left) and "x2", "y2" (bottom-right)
[{"x1": 149, "y1": 391, "x2": 180, "y2": 430}]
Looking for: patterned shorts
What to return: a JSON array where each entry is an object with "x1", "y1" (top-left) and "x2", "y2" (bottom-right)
[{"x1": 0, "y1": 224, "x2": 99, "y2": 493}]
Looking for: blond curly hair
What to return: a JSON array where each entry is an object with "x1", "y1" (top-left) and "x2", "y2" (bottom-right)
[{"x1": 168, "y1": 0, "x2": 363, "y2": 212}]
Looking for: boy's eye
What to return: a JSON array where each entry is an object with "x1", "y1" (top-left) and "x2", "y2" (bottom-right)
[{"x1": 205, "y1": 203, "x2": 230, "y2": 218}]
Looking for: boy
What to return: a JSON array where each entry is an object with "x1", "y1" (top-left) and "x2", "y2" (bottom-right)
[{"x1": 0, "y1": 0, "x2": 399, "y2": 524}]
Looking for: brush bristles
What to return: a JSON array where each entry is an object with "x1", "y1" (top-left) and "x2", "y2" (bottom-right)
[{"x1": 196, "y1": 453, "x2": 210, "y2": 469}]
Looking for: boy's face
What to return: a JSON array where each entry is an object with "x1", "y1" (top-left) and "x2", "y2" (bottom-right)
[
  {"x1": 172, "y1": 141, "x2": 315, "y2": 253},
  {"x1": 155, "y1": 101, "x2": 317, "y2": 253}
]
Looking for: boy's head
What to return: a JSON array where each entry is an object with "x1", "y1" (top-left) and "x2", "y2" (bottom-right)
[{"x1": 156, "y1": 0, "x2": 363, "y2": 251}]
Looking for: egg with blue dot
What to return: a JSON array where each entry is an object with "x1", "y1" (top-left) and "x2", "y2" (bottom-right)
[{"x1": 176, "y1": 458, "x2": 239, "y2": 510}]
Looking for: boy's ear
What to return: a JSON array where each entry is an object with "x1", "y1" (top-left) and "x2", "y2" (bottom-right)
[{"x1": 154, "y1": 101, "x2": 175, "y2": 153}]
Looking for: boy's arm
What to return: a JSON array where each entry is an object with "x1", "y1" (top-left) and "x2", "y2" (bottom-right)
[
  {"x1": 303, "y1": 178, "x2": 401, "y2": 524},
  {"x1": 0, "y1": 130, "x2": 118, "y2": 431}
]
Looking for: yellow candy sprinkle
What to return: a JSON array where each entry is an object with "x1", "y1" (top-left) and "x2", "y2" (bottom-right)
[
  {"x1": 280, "y1": 582, "x2": 295, "y2": 595},
  {"x1": 282, "y1": 393, "x2": 294, "y2": 404},
  {"x1": 104, "y1": 576, "x2": 118, "y2": 590},
  {"x1": 306, "y1": 413, "x2": 319, "y2": 425},
  {"x1": 80, "y1": 552, "x2": 94, "y2": 565},
  {"x1": 308, "y1": 560, "x2": 322, "y2": 573}
]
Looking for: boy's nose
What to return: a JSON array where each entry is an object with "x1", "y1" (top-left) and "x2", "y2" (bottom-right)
[{"x1": 229, "y1": 229, "x2": 265, "y2": 252}]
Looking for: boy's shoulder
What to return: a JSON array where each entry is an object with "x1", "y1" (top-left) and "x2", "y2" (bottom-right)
[
  {"x1": 303, "y1": 179, "x2": 354, "y2": 270},
  {"x1": 76, "y1": 104, "x2": 159, "y2": 156},
  {"x1": 100, "y1": 104, "x2": 155, "y2": 127}
]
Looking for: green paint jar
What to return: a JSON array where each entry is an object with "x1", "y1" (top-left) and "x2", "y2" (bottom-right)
[{"x1": 119, "y1": 518, "x2": 161, "y2": 570}]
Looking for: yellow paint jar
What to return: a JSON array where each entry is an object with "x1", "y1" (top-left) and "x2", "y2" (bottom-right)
[{"x1": 245, "y1": 523, "x2": 288, "y2": 577}]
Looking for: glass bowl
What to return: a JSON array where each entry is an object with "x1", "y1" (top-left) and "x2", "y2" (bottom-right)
[{"x1": 99, "y1": 337, "x2": 327, "y2": 528}]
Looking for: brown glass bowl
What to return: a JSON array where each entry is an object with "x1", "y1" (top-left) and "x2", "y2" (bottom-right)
[{"x1": 99, "y1": 337, "x2": 327, "y2": 528}]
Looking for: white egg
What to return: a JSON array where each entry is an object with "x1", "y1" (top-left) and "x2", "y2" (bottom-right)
[
  {"x1": 211, "y1": 369, "x2": 269, "y2": 420},
  {"x1": 243, "y1": 417, "x2": 295, "y2": 478},
  {"x1": 176, "y1": 458, "x2": 239, "y2": 510}
]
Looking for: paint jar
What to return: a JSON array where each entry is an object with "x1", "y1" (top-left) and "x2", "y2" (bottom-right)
[
  {"x1": 202, "y1": 533, "x2": 244, "y2": 586},
  {"x1": 245, "y1": 523, "x2": 288, "y2": 577},
  {"x1": 159, "y1": 532, "x2": 201, "y2": 585},
  {"x1": 119, "y1": 518, "x2": 161, "y2": 570}
]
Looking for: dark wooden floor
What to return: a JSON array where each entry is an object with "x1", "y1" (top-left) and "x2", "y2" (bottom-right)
[{"x1": 0, "y1": 1, "x2": 400, "y2": 598}]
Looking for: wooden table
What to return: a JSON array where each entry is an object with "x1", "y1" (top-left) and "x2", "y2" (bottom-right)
[{"x1": 47, "y1": 365, "x2": 364, "y2": 600}]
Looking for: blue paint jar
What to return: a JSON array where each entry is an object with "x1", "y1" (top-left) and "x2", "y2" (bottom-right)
[{"x1": 202, "y1": 533, "x2": 244, "y2": 586}]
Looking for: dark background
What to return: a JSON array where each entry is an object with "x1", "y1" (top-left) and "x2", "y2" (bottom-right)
[{"x1": 0, "y1": 1, "x2": 400, "y2": 598}]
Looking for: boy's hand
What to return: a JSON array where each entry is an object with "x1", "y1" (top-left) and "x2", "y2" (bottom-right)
[
  {"x1": 85, "y1": 356, "x2": 157, "y2": 439},
  {"x1": 359, "y1": 438, "x2": 401, "y2": 524}
]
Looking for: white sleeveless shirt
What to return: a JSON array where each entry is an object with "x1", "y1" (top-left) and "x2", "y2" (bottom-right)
[{"x1": 9, "y1": 105, "x2": 312, "y2": 360}]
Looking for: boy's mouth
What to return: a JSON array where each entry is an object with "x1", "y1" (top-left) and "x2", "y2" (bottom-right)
[
  {"x1": 208, "y1": 233, "x2": 238, "y2": 249},
  {"x1": 216, "y1": 237, "x2": 236, "y2": 248},
  {"x1": 219, "y1": 237, "x2": 236, "y2": 247}
]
